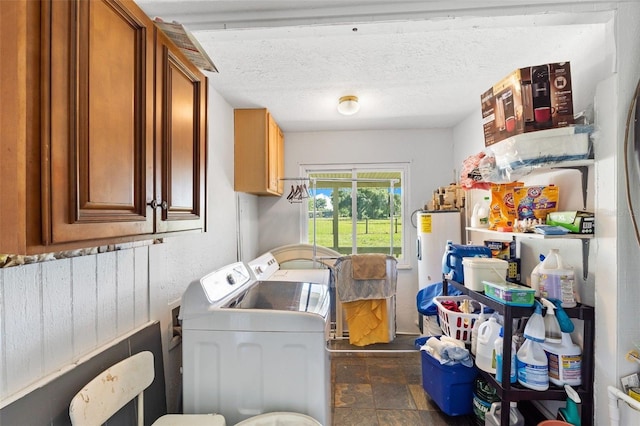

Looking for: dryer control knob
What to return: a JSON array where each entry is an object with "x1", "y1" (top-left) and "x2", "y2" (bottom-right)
[{"x1": 226, "y1": 274, "x2": 235, "y2": 285}]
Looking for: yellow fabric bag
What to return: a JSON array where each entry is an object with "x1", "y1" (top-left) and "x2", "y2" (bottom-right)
[{"x1": 342, "y1": 299, "x2": 389, "y2": 346}]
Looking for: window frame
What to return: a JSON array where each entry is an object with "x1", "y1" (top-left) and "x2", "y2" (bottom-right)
[{"x1": 299, "y1": 162, "x2": 409, "y2": 267}]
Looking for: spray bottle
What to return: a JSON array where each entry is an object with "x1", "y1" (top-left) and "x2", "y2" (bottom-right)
[
  {"x1": 549, "y1": 298, "x2": 575, "y2": 333},
  {"x1": 558, "y1": 384, "x2": 582, "y2": 426},
  {"x1": 516, "y1": 301, "x2": 549, "y2": 391},
  {"x1": 541, "y1": 298, "x2": 562, "y2": 343}
]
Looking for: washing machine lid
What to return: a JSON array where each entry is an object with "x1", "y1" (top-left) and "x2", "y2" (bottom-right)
[
  {"x1": 268, "y1": 269, "x2": 330, "y2": 286},
  {"x1": 235, "y1": 280, "x2": 329, "y2": 315}
]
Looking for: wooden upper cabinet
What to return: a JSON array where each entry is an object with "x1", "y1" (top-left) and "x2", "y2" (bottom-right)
[
  {"x1": 46, "y1": 0, "x2": 156, "y2": 244},
  {"x1": 234, "y1": 109, "x2": 285, "y2": 196},
  {"x1": 0, "y1": 0, "x2": 41, "y2": 254},
  {"x1": 154, "y1": 28, "x2": 207, "y2": 234},
  {"x1": 0, "y1": 0, "x2": 208, "y2": 255}
]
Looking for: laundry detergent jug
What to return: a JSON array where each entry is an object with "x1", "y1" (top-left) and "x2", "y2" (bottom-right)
[
  {"x1": 443, "y1": 243, "x2": 492, "y2": 283},
  {"x1": 485, "y1": 401, "x2": 524, "y2": 426},
  {"x1": 537, "y1": 249, "x2": 577, "y2": 308},
  {"x1": 475, "y1": 316, "x2": 501, "y2": 374}
]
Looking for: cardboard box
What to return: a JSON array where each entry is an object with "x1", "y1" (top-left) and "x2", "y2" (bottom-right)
[
  {"x1": 481, "y1": 62, "x2": 574, "y2": 146},
  {"x1": 546, "y1": 210, "x2": 595, "y2": 234},
  {"x1": 484, "y1": 240, "x2": 515, "y2": 260}
]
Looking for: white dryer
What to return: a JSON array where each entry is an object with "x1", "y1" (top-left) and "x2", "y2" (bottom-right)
[
  {"x1": 247, "y1": 250, "x2": 331, "y2": 286},
  {"x1": 180, "y1": 262, "x2": 330, "y2": 426}
]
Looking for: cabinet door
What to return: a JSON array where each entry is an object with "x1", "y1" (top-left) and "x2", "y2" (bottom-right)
[
  {"x1": 46, "y1": 0, "x2": 155, "y2": 244},
  {"x1": 154, "y1": 30, "x2": 207, "y2": 233},
  {"x1": 277, "y1": 125, "x2": 285, "y2": 195},
  {"x1": 267, "y1": 114, "x2": 280, "y2": 194}
]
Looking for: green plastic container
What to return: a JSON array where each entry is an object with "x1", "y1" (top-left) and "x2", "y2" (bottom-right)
[{"x1": 483, "y1": 280, "x2": 535, "y2": 306}]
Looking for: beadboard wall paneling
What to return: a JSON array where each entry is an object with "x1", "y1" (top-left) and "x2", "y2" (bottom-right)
[
  {"x1": 134, "y1": 246, "x2": 150, "y2": 327},
  {"x1": 116, "y1": 250, "x2": 136, "y2": 334},
  {"x1": 2, "y1": 264, "x2": 43, "y2": 397},
  {"x1": 0, "y1": 248, "x2": 152, "y2": 402},
  {"x1": 41, "y1": 260, "x2": 73, "y2": 374},
  {"x1": 71, "y1": 255, "x2": 98, "y2": 357},
  {"x1": 96, "y1": 251, "x2": 118, "y2": 345}
]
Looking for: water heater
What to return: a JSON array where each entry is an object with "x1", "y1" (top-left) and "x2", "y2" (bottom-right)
[{"x1": 416, "y1": 210, "x2": 462, "y2": 289}]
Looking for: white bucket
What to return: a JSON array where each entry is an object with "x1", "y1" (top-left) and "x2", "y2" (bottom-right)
[{"x1": 462, "y1": 257, "x2": 508, "y2": 291}]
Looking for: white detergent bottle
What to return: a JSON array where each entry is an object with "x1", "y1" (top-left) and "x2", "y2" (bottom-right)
[
  {"x1": 516, "y1": 338, "x2": 549, "y2": 391},
  {"x1": 530, "y1": 254, "x2": 545, "y2": 297},
  {"x1": 516, "y1": 301, "x2": 549, "y2": 391},
  {"x1": 471, "y1": 203, "x2": 482, "y2": 228},
  {"x1": 538, "y1": 249, "x2": 577, "y2": 308},
  {"x1": 471, "y1": 305, "x2": 487, "y2": 356},
  {"x1": 494, "y1": 327, "x2": 517, "y2": 384},
  {"x1": 476, "y1": 316, "x2": 501, "y2": 374},
  {"x1": 471, "y1": 197, "x2": 489, "y2": 228},
  {"x1": 478, "y1": 196, "x2": 490, "y2": 228},
  {"x1": 485, "y1": 401, "x2": 524, "y2": 426},
  {"x1": 541, "y1": 331, "x2": 582, "y2": 387}
]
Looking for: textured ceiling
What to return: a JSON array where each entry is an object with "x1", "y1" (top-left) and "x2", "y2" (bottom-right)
[{"x1": 137, "y1": 1, "x2": 614, "y2": 132}]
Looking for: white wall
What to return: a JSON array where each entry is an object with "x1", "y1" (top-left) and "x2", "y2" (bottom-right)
[
  {"x1": 611, "y1": 3, "x2": 640, "y2": 425},
  {"x1": 0, "y1": 84, "x2": 247, "y2": 413},
  {"x1": 452, "y1": 5, "x2": 640, "y2": 424},
  {"x1": 257, "y1": 128, "x2": 456, "y2": 333}
]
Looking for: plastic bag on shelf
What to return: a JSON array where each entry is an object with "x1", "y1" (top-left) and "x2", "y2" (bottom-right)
[
  {"x1": 495, "y1": 126, "x2": 592, "y2": 167},
  {"x1": 478, "y1": 150, "x2": 533, "y2": 183},
  {"x1": 480, "y1": 124, "x2": 595, "y2": 183},
  {"x1": 460, "y1": 151, "x2": 492, "y2": 190}
]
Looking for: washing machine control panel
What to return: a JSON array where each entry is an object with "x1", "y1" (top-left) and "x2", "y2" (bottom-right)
[
  {"x1": 248, "y1": 252, "x2": 280, "y2": 280},
  {"x1": 199, "y1": 262, "x2": 252, "y2": 305}
]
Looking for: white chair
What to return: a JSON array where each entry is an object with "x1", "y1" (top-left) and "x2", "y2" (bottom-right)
[
  {"x1": 69, "y1": 351, "x2": 322, "y2": 426},
  {"x1": 69, "y1": 351, "x2": 226, "y2": 426}
]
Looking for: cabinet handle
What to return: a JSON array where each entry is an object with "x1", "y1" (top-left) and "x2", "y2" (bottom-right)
[{"x1": 147, "y1": 200, "x2": 168, "y2": 210}]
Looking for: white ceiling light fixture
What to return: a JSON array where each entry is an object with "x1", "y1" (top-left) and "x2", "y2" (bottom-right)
[{"x1": 337, "y1": 95, "x2": 360, "y2": 115}]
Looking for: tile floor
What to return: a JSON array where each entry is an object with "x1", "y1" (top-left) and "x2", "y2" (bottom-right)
[{"x1": 330, "y1": 348, "x2": 476, "y2": 426}]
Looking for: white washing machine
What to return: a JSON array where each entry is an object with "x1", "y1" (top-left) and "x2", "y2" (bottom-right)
[
  {"x1": 248, "y1": 251, "x2": 331, "y2": 286},
  {"x1": 180, "y1": 262, "x2": 330, "y2": 426}
]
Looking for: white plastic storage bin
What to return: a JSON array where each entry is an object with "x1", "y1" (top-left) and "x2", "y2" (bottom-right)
[{"x1": 462, "y1": 257, "x2": 508, "y2": 291}]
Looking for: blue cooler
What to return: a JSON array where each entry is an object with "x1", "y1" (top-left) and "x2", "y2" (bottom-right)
[
  {"x1": 443, "y1": 243, "x2": 492, "y2": 283},
  {"x1": 415, "y1": 337, "x2": 478, "y2": 416}
]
